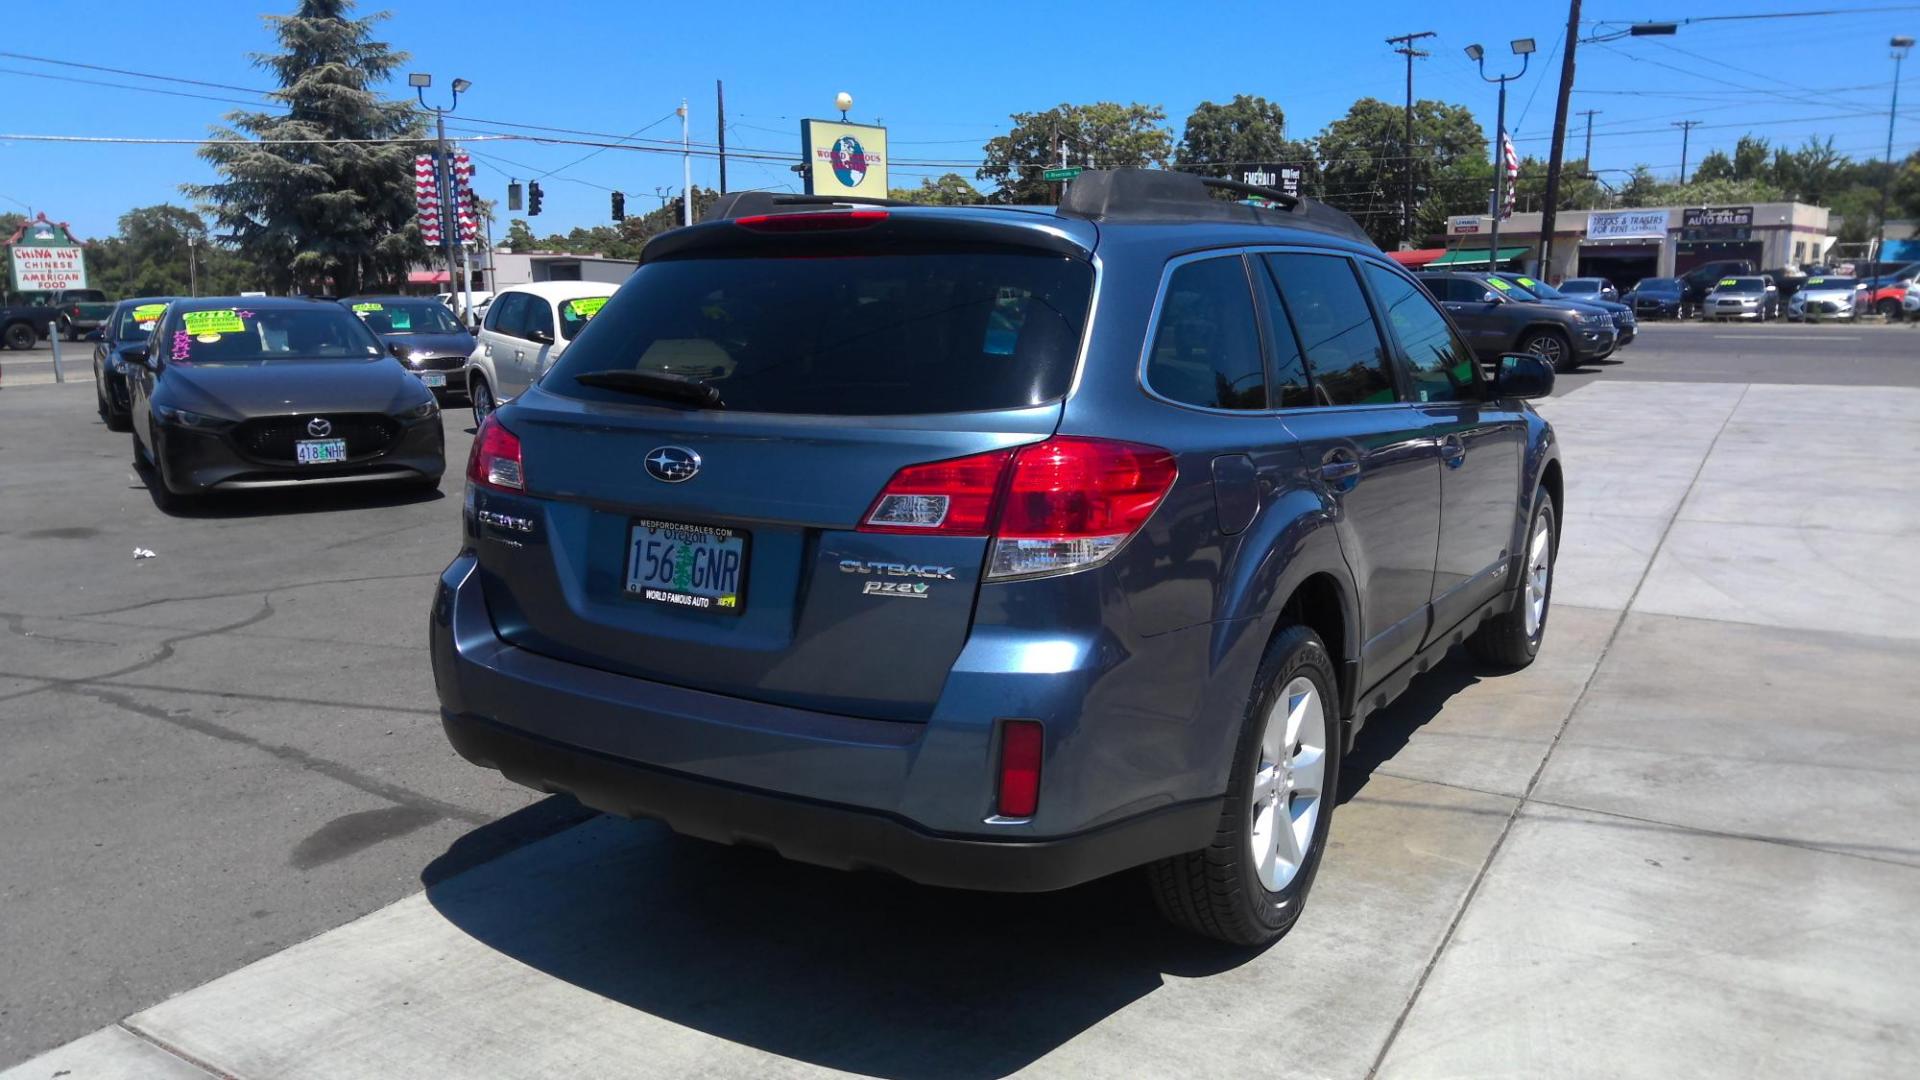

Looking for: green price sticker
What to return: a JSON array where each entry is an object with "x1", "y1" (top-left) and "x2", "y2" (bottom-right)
[
  {"x1": 351, "y1": 302, "x2": 384, "y2": 312},
  {"x1": 566, "y1": 296, "x2": 609, "y2": 320},
  {"x1": 1517, "y1": 277, "x2": 1538, "y2": 287},
  {"x1": 182, "y1": 310, "x2": 245, "y2": 335},
  {"x1": 1488, "y1": 278, "x2": 1512, "y2": 291},
  {"x1": 131, "y1": 303, "x2": 167, "y2": 322},
  {"x1": 1718, "y1": 278, "x2": 1738, "y2": 286},
  {"x1": 1808, "y1": 277, "x2": 1825, "y2": 285}
]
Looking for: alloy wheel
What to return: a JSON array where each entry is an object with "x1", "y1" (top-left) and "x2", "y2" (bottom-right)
[
  {"x1": 1248, "y1": 676, "x2": 1327, "y2": 892},
  {"x1": 1524, "y1": 513, "x2": 1553, "y2": 638},
  {"x1": 470, "y1": 382, "x2": 494, "y2": 428},
  {"x1": 1526, "y1": 334, "x2": 1566, "y2": 367}
]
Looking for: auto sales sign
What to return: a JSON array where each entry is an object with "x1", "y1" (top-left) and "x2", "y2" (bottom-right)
[{"x1": 6, "y1": 214, "x2": 88, "y2": 291}]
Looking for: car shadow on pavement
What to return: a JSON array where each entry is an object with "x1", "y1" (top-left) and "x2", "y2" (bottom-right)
[
  {"x1": 423, "y1": 801, "x2": 1259, "y2": 1079},
  {"x1": 1337, "y1": 647, "x2": 1484, "y2": 805}
]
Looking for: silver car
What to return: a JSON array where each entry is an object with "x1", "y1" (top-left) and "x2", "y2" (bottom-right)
[
  {"x1": 1703, "y1": 276, "x2": 1775, "y2": 321},
  {"x1": 1787, "y1": 276, "x2": 1861, "y2": 322},
  {"x1": 1559, "y1": 277, "x2": 1619, "y2": 303}
]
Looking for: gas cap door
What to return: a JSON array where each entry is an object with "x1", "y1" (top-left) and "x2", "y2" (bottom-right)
[{"x1": 1211, "y1": 453, "x2": 1259, "y2": 535}]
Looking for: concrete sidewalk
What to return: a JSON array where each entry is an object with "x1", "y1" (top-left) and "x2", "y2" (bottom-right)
[{"x1": 9, "y1": 382, "x2": 1917, "y2": 1080}]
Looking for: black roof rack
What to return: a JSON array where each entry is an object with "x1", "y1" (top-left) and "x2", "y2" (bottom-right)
[
  {"x1": 1057, "y1": 169, "x2": 1372, "y2": 246},
  {"x1": 701, "y1": 191, "x2": 912, "y2": 222}
]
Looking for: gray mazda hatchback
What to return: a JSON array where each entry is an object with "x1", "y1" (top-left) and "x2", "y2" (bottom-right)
[{"x1": 431, "y1": 170, "x2": 1562, "y2": 945}]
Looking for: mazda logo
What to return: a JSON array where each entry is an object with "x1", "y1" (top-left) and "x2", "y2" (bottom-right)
[
  {"x1": 306, "y1": 417, "x2": 333, "y2": 438},
  {"x1": 644, "y1": 446, "x2": 700, "y2": 483}
]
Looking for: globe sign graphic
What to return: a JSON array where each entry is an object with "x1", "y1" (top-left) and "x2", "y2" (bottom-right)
[{"x1": 830, "y1": 136, "x2": 868, "y2": 187}]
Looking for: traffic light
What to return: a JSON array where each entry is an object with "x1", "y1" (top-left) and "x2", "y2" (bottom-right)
[
  {"x1": 507, "y1": 181, "x2": 523, "y2": 212},
  {"x1": 528, "y1": 181, "x2": 544, "y2": 216},
  {"x1": 611, "y1": 191, "x2": 626, "y2": 221}
]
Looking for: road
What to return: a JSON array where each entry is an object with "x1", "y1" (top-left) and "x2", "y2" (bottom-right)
[{"x1": 2, "y1": 326, "x2": 1916, "y2": 1078}]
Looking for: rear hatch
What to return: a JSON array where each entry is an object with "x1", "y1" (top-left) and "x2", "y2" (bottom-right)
[{"x1": 474, "y1": 209, "x2": 1098, "y2": 721}]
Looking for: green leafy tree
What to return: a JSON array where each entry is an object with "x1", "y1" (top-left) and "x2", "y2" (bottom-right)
[
  {"x1": 501, "y1": 218, "x2": 540, "y2": 252},
  {"x1": 1769, "y1": 136, "x2": 1845, "y2": 203},
  {"x1": 978, "y1": 103, "x2": 1172, "y2": 204},
  {"x1": 1313, "y1": 97, "x2": 1486, "y2": 249},
  {"x1": 1732, "y1": 135, "x2": 1772, "y2": 181},
  {"x1": 888, "y1": 173, "x2": 982, "y2": 205},
  {"x1": 1691, "y1": 150, "x2": 1736, "y2": 184},
  {"x1": 1176, "y1": 95, "x2": 1314, "y2": 179},
  {"x1": 1619, "y1": 164, "x2": 1662, "y2": 207},
  {"x1": 87, "y1": 205, "x2": 252, "y2": 297},
  {"x1": 188, "y1": 0, "x2": 426, "y2": 294}
]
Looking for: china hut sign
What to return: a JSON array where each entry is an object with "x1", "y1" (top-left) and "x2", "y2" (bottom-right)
[{"x1": 6, "y1": 213, "x2": 89, "y2": 291}]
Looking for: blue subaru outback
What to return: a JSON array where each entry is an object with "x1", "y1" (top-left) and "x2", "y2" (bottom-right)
[{"x1": 431, "y1": 169, "x2": 1563, "y2": 945}]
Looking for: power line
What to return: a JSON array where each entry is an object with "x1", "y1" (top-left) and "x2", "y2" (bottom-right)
[{"x1": 0, "y1": 50, "x2": 268, "y2": 95}]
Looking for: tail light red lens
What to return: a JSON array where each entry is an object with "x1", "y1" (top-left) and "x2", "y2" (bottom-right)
[
  {"x1": 997, "y1": 720, "x2": 1044, "y2": 818},
  {"x1": 857, "y1": 436, "x2": 1176, "y2": 579},
  {"x1": 466, "y1": 414, "x2": 524, "y2": 492},
  {"x1": 734, "y1": 210, "x2": 890, "y2": 232}
]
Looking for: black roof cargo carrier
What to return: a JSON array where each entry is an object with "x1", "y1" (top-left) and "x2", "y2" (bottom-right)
[{"x1": 1058, "y1": 169, "x2": 1374, "y2": 246}]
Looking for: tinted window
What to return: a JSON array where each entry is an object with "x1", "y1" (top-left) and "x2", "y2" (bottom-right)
[
  {"x1": 351, "y1": 300, "x2": 461, "y2": 335},
  {"x1": 117, "y1": 301, "x2": 168, "y2": 340},
  {"x1": 485, "y1": 292, "x2": 525, "y2": 335},
  {"x1": 1253, "y1": 269, "x2": 1314, "y2": 409},
  {"x1": 1363, "y1": 263, "x2": 1479, "y2": 404},
  {"x1": 1145, "y1": 256, "x2": 1267, "y2": 410},
  {"x1": 161, "y1": 306, "x2": 381, "y2": 364},
  {"x1": 1261, "y1": 254, "x2": 1394, "y2": 407},
  {"x1": 525, "y1": 296, "x2": 555, "y2": 341},
  {"x1": 547, "y1": 252, "x2": 1095, "y2": 416}
]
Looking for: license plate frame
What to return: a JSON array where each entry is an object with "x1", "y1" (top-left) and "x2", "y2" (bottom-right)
[
  {"x1": 623, "y1": 518, "x2": 749, "y2": 615},
  {"x1": 295, "y1": 438, "x2": 348, "y2": 465},
  {"x1": 418, "y1": 372, "x2": 447, "y2": 388}
]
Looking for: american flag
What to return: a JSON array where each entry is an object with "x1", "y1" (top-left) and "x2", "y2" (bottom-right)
[{"x1": 1500, "y1": 130, "x2": 1519, "y2": 219}]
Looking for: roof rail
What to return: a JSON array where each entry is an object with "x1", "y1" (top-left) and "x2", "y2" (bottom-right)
[
  {"x1": 701, "y1": 191, "x2": 912, "y2": 223},
  {"x1": 1058, "y1": 169, "x2": 1372, "y2": 246}
]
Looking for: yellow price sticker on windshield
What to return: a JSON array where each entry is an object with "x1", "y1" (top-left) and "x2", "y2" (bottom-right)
[
  {"x1": 1718, "y1": 278, "x2": 1738, "y2": 286},
  {"x1": 1517, "y1": 277, "x2": 1538, "y2": 287},
  {"x1": 182, "y1": 310, "x2": 245, "y2": 335},
  {"x1": 131, "y1": 303, "x2": 166, "y2": 322},
  {"x1": 1487, "y1": 277, "x2": 1512, "y2": 290},
  {"x1": 566, "y1": 296, "x2": 609, "y2": 319},
  {"x1": 352, "y1": 302, "x2": 384, "y2": 312}
]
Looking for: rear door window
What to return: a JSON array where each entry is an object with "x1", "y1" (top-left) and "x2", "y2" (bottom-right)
[
  {"x1": 1144, "y1": 255, "x2": 1267, "y2": 410},
  {"x1": 547, "y1": 251, "x2": 1095, "y2": 415},
  {"x1": 486, "y1": 293, "x2": 527, "y2": 337},
  {"x1": 525, "y1": 296, "x2": 555, "y2": 341},
  {"x1": 1260, "y1": 253, "x2": 1396, "y2": 407},
  {"x1": 1362, "y1": 263, "x2": 1481, "y2": 404}
]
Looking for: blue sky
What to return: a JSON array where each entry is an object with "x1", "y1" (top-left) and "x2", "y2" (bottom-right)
[{"x1": 5, "y1": 0, "x2": 1920, "y2": 240}]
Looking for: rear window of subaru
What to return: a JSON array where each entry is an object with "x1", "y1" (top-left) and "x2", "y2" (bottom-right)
[{"x1": 545, "y1": 252, "x2": 1095, "y2": 415}]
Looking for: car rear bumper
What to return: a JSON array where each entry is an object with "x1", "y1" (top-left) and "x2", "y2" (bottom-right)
[{"x1": 429, "y1": 552, "x2": 1222, "y2": 891}]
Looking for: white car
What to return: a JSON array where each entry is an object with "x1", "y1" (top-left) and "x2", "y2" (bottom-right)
[
  {"x1": 1787, "y1": 276, "x2": 1862, "y2": 322},
  {"x1": 437, "y1": 290, "x2": 494, "y2": 327},
  {"x1": 465, "y1": 281, "x2": 613, "y2": 425}
]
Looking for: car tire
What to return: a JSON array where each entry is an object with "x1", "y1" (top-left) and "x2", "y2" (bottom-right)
[
  {"x1": 470, "y1": 376, "x2": 496, "y2": 429},
  {"x1": 3, "y1": 322, "x2": 34, "y2": 351},
  {"x1": 1148, "y1": 624, "x2": 1341, "y2": 947},
  {"x1": 1877, "y1": 298, "x2": 1901, "y2": 319},
  {"x1": 1468, "y1": 494, "x2": 1557, "y2": 669},
  {"x1": 1520, "y1": 329, "x2": 1573, "y2": 372},
  {"x1": 96, "y1": 380, "x2": 130, "y2": 431}
]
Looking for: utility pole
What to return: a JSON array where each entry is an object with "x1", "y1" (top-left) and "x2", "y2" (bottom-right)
[
  {"x1": 716, "y1": 80, "x2": 728, "y2": 194},
  {"x1": 1539, "y1": 0, "x2": 1582, "y2": 279},
  {"x1": 679, "y1": 99, "x2": 692, "y2": 227},
  {"x1": 1387, "y1": 31, "x2": 1435, "y2": 249},
  {"x1": 1876, "y1": 36, "x2": 1914, "y2": 267},
  {"x1": 1579, "y1": 109, "x2": 1602, "y2": 165},
  {"x1": 186, "y1": 232, "x2": 198, "y2": 298},
  {"x1": 1673, "y1": 120, "x2": 1701, "y2": 183}
]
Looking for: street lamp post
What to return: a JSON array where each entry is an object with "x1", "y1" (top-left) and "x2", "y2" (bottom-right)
[
  {"x1": 1877, "y1": 36, "x2": 1914, "y2": 270},
  {"x1": 411, "y1": 73, "x2": 470, "y2": 314},
  {"x1": 1466, "y1": 39, "x2": 1534, "y2": 274}
]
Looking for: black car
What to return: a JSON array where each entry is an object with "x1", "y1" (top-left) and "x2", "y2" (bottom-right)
[
  {"x1": 1495, "y1": 272, "x2": 1636, "y2": 347},
  {"x1": 92, "y1": 297, "x2": 174, "y2": 431},
  {"x1": 340, "y1": 296, "x2": 475, "y2": 402},
  {"x1": 1626, "y1": 277, "x2": 1685, "y2": 319},
  {"x1": 126, "y1": 297, "x2": 445, "y2": 508},
  {"x1": 1419, "y1": 271, "x2": 1616, "y2": 370}
]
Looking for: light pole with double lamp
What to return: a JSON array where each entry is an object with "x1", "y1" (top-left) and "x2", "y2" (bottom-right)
[
  {"x1": 1877, "y1": 36, "x2": 1914, "y2": 274},
  {"x1": 410, "y1": 72, "x2": 470, "y2": 312},
  {"x1": 1465, "y1": 39, "x2": 1534, "y2": 274}
]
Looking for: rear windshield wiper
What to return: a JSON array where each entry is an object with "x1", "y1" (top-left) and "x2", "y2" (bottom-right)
[{"x1": 573, "y1": 369, "x2": 724, "y2": 408}]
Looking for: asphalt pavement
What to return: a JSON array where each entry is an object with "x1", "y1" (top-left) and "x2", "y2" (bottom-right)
[{"x1": 2, "y1": 325, "x2": 1916, "y2": 1078}]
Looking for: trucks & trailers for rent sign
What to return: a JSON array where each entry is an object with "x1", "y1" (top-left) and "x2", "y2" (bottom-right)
[{"x1": 10, "y1": 244, "x2": 88, "y2": 291}]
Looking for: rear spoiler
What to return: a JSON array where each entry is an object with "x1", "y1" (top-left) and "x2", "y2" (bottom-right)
[{"x1": 644, "y1": 198, "x2": 1094, "y2": 263}]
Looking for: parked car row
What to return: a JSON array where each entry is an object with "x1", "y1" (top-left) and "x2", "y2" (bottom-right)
[{"x1": 1417, "y1": 269, "x2": 1632, "y2": 371}]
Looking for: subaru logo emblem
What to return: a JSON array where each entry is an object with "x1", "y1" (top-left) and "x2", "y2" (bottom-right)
[
  {"x1": 645, "y1": 446, "x2": 700, "y2": 483},
  {"x1": 306, "y1": 417, "x2": 333, "y2": 438}
]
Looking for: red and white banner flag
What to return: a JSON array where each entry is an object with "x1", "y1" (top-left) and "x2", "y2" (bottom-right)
[
  {"x1": 453, "y1": 151, "x2": 477, "y2": 245},
  {"x1": 414, "y1": 154, "x2": 442, "y2": 245},
  {"x1": 1500, "y1": 130, "x2": 1519, "y2": 220}
]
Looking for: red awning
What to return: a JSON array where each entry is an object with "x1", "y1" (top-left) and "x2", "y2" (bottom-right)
[
  {"x1": 407, "y1": 270, "x2": 451, "y2": 285},
  {"x1": 1387, "y1": 248, "x2": 1447, "y2": 268}
]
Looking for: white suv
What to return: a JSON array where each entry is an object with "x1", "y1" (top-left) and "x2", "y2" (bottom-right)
[{"x1": 466, "y1": 281, "x2": 615, "y2": 426}]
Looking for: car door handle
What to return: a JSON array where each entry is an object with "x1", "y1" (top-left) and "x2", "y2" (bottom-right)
[
  {"x1": 1319, "y1": 459, "x2": 1360, "y2": 483},
  {"x1": 1439, "y1": 433, "x2": 1467, "y2": 468}
]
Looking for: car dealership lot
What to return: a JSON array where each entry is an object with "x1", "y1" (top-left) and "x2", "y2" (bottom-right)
[{"x1": 4, "y1": 329, "x2": 1918, "y2": 1078}]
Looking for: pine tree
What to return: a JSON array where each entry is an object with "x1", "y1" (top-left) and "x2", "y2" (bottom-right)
[{"x1": 188, "y1": 0, "x2": 425, "y2": 294}]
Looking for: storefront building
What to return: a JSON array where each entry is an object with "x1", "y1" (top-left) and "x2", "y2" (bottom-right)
[{"x1": 1432, "y1": 202, "x2": 1831, "y2": 289}]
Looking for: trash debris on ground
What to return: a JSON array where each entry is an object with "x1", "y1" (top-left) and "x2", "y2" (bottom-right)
[{"x1": 132, "y1": 547, "x2": 157, "y2": 559}]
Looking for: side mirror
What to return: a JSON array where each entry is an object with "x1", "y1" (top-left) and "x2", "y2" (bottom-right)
[
  {"x1": 85, "y1": 328, "x2": 102, "y2": 342},
  {"x1": 469, "y1": 325, "x2": 480, "y2": 336},
  {"x1": 527, "y1": 329, "x2": 554, "y2": 346},
  {"x1": 123, "y1": 346, "x2": 152, "y2": 368},
  {"x1": 1481, "y1": 291, "x2": 1503, "y2": 304},
  {"x1": 1493, "y1": 353, "x2": 1555, "y2": 399}
]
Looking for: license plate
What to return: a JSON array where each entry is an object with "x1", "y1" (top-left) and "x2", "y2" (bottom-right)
[
  {"x1": 419, "y1": 372, "x2": 447, "y2": 388},
  {"x1": 624, "y1": 519, "x2": 747, "y2": 614},
  {"x1": 296, "y1": 438, "x2": 347, "y2": 465}
]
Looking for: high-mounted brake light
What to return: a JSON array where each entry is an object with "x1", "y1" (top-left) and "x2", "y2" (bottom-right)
[
  {"x1": 996, "y1": 719, "x2": 1044, "y2": 819},
  {"x1": 466, "y1": 413, "x2": 524, "y2": 492},
  {"x1": 858, "y1": 436, "x2": 1177, "y2": 579},
  {"x1": 734, "y1": 209, "x2": 890, "y2": 232}
]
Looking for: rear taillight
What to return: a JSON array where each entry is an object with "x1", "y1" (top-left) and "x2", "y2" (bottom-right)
[
  {"x1": 466, "y1": 414, "x2": 523, "y2": 492},
  {"x1": 996, "y1": 720, "x2": 1044, "y2": 819},
  {"x1": 734, "y1": 210, "x2": 889, "y2": 232},
  {"x1": 858, "y1": 436, "x2": 1176, "y2": 580}
]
